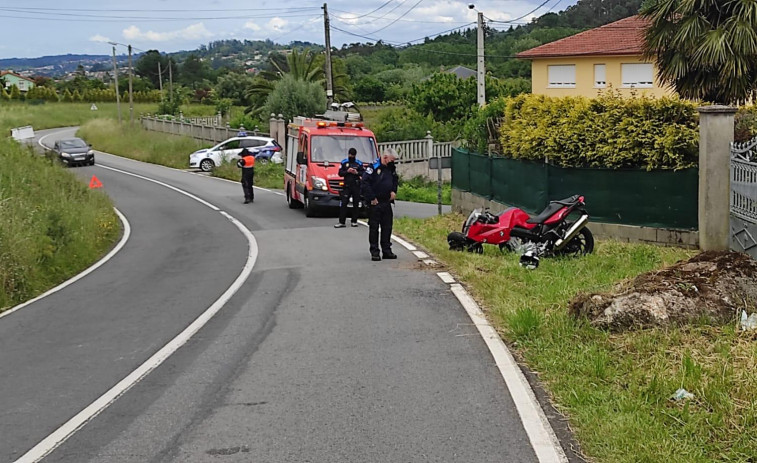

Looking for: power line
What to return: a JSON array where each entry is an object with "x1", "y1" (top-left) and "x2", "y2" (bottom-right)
[
  {"x1": 486, "y1": 0, "x2": 554, "y2": 24},
  {"x1": 0, "y1": 8, "x2": 320, "y2": 21},
  {"x1": 367, "y1": 0, "x2": 426, "y2": 34},
  {"x1": 341, "y1": 0, "x2": 395, "y2": 20}
]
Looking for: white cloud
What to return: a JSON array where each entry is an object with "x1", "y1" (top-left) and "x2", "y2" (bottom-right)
[
  {"x1": 244, "y1": 21, "x2": 261, "y2": 32},
  {"x1": 122, "y1": 23, "x2": 214, "y2": 43},
  {"x1": 267, "y1": 17, "x2": 288, "y2": 32},
  {"x1": 89, "y1": 34, "x2": 112, "y2": 43}
]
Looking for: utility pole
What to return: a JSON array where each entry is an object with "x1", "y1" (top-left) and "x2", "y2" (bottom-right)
[
  {"x1": 168, "y1": 58, "x2": 173, "y2": 104},
  {"x1": 476, "y1": 11, "x2": 485, "y2": 107},
  {"x1": 322, "y1": 3, "x2": 334, "y2": 106},
  {"x1": 109, "y1": 42, "x2": 122, "y2": 124},
  {"x1": 128, "y1": 44, "x2": 134, "y2": 126},
  {"x1": 158, "y1": 61, "x2": 163, "y2": 102}
]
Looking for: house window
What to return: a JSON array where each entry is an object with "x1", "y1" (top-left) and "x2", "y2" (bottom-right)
[
  {"x1": 594, "y1": 64, "x2": 606, "y2": 88},
  {"x1": 621, "y1": 63, "x2": 654, "y2": 88},
  {"x1": 547, "y1": 65, "x2": 576, "y2": 88}
]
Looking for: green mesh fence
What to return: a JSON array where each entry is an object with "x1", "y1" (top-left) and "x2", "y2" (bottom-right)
[{"x1": 452, "y1": 148, "x2": 698, "y2": 229}]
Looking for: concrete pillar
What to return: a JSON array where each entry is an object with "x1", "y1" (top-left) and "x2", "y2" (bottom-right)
[
  {"x1": 698, "y1": 105, "x2": 736, "y2": 251},
  {"x1": 269, "y1": 113, "x2": 278, "y2": 144},
  {"x1": 276, "y1": 114, "x2": 286, "y2": 149}
]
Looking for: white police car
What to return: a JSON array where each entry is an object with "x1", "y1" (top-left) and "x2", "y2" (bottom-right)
[{"x1": 189, "y1": 136, "x2": 280, "y2": 172}]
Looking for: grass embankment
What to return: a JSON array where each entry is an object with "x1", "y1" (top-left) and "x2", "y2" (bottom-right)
[
  {"x1": 0, "y1": 102, "x2": 158, "y2": 133},
  {"x1": 0, "y1": 139, "x2": 120, "y2": 310},
  {"x1": 394, "y1": 213, "x2": 757, "y2": 463}
]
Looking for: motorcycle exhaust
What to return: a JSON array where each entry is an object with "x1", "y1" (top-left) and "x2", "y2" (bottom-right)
[{"x1": 554, "y1": 214, "x2": 589, "y2": 251}]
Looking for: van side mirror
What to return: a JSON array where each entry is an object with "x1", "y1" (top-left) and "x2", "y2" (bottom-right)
[{"x1": 296, "y1": 151, "x2": 307, "y2": 164}]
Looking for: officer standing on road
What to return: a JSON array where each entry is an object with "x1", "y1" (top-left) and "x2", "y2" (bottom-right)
[
  {"x1": 237, "y1": 148, "x2": 255, "y2": 204},
  {"x1": 361, "y1": 148, "x2": 399, "y2": 261},
  {"x1": 334, "y1": 147, "x2": 365, "y2": 228}
]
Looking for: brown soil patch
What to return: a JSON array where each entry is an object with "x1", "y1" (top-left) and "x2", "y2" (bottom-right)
[{"x1": 569, "y1": 251, "x2": 757, "y2": 332}]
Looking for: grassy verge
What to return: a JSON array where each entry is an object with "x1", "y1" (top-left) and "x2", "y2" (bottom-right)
[
  {"x1": 212, "y1": 161, "x2": 284, "y2": 190},
  {"x1": 397, "y1": 175, "x2": 451, "y2": 204},
  {"x1": 77, "y1": 118, "x2": 206, "y2": 169},
  {"x1": 0, "y1": 139, "x2": 120, "y2": 310},
  {"x1": 393, "y1": 213, "x2": 757, "y2": 463},
  {"x1": 0, "y1": 102, "x2": 158, "y2": 133}
]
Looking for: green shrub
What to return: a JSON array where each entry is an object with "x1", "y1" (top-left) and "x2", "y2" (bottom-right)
[
  {"x1": 396, "y1": 175, "x2": 451, "y2": 204},
  {"x1": 498, "y1": 92, "x2": 700, "y2": 170},
  {"x1": 369, "y1": 106, "x2": 461, "y2": 142},
  {"x1": 735, "y1": 106, "x2": 757, "y2": 143}
]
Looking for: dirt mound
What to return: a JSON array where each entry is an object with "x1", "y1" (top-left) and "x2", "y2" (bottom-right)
[{"x1": 569, "y1": 251, "x2": 757, "y2": 332}]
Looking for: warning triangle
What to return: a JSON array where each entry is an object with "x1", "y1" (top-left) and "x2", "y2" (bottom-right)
[{"x1": 89, "y1": 175, "x2": 103, "y2": 189}]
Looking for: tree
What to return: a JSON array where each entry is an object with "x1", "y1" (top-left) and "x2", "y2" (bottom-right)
[
  {"x1": 0, "y1": 86, "x2": 9, "y2": 101},
  {"x1": 263, "y1": 74, "x2": 326, "y2": 123},
  {"x1": 214, "y1": 72, "x2": 255, "y2": 106},
  {"x1": 135, "y1": 50, "x2": 176, "y2": 89},
  {"x1": 180, "y1": 54, "x2": 211, "y2": 88},
  {"x1": 9, "y1": 84, "x2": 21, "y2": 100},
  {"x1": 245, "y1": 48, "x2": 350, "y2": 116},
  {"x1": 641, "y1": 0, "x2": 757, "y2": 105}
]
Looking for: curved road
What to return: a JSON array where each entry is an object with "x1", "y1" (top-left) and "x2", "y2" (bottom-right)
[{"x1": 0, "y1": 127, "x2": 559, "y2": 462}]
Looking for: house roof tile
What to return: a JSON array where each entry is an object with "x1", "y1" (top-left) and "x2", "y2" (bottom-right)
[{"x1": 516, "y1": 15, "x2": 649, "y2": 59}]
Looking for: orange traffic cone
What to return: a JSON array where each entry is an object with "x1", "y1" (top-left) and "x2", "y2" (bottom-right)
[{"x1": 89, "y1": 175, "x2": 103, "y2": 189}]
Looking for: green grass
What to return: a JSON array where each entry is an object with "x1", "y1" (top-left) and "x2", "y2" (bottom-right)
[
  {"x1": 0, "y1": 139, "x2": 120, "y2": 310},
  {"x1": 212, "y1": 160, "x2": 284, "y2": 190},
  {"x1": 0, "y1": 101, "x2": 159, "y2": 133},
  {"x1": 77, "y1": 118, "x2": 206, "y2": 169},
  {"x1": 393, "y1": 213, "x2": 757, "y2": 463},
  {"x1": 397, "y1": 175, "x2": 451, "y2": 204}
]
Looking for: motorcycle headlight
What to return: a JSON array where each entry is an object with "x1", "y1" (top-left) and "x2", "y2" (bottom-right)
[{"x1": 311, "y1": 176, "x2": 328, "y2": 191}]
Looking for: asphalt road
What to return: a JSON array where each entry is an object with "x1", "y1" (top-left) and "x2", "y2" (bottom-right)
[{"x1": 2, "y1": 128, "x2": 539, "y2": 462}]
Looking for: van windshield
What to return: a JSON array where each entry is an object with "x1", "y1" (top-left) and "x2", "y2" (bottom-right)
[{"x1": 310, "y1": 135, "x2": 377, "y2": 164}]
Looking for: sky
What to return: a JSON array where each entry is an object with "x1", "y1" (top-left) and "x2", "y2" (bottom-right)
[{"x1": 0, "y1": 0, "x2": 578, "y2": 59}]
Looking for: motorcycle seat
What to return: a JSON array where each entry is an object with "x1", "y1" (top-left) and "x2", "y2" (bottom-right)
[{"x1": 526, "y1": 195, "x2": 581, "y2": 224}]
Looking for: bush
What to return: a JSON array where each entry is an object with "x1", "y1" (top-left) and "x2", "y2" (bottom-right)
[
  {"x1": 735, "y1": 106, "x2": 757, "y2": 143},
  {"x1": 263, "y1": 75, "x2": 326, "y2": 123},
  {"x1": 369, "y1": 106, "x2": 461, "y2": 142},
  {"x1": 498, "y1": 92, "x2": 700, "y2": 170}
]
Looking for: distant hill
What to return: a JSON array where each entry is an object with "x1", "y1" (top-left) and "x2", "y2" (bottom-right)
[{"x1": 0, "y1": 54, "x2": 121, "y2": 75}]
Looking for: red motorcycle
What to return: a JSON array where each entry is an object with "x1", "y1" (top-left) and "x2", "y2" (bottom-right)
[{"x1": 447, "y1": 195, "x2": 594, "y2": 268}]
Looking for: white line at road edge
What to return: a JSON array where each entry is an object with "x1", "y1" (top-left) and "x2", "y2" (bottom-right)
[
  {"x1": 0, "y1": 209, "x2": 131, "y2": 321},
  {"x1": 448, "y1": 283, "x2": 568, "y2": 463},
  {"x1": 15, "y1": 166, "x2": 259, "y2": 463}
]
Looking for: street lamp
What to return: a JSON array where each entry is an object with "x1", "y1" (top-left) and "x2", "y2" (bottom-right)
[
  {"x1": 107, "y1": 42, "x2": 122, "y2": 124},
  {"x1": 468, "y1": 4, "x2": 485, "y2": 107}
]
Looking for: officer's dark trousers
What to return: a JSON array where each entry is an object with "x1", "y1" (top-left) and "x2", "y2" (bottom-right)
[
  {"x1": 241, "y1": 169, "x2": 254, "y2": 201},
  {"x1": 338, "y1": 183, "x2": 360, "y2": 224},
  {"x1": 368, "y1": 201, "x2": 393, "y2": 256}
]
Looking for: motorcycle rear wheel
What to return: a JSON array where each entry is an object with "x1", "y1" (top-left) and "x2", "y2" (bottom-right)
[{"x1": 557, "y1": 227, "x2": 594, "y2": 256}]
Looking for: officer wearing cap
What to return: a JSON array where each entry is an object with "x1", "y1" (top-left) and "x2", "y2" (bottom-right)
[
  {"x1": 334, "y1": 147, "x2": 364, "y2": 228},
  {"x1": 361, "y1": 148, "x2": 399, "y2": 261},
  {"x1": 236, "y1": 148, "x2": 255, "y2": 204}
]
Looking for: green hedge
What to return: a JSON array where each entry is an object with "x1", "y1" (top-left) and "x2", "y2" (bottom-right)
[{"x1": 493, "y1": 92, "x2": 700, "y2": 170}]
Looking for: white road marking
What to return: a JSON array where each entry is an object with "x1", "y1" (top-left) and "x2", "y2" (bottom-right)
[
  {"x1": 422, "y1": 259, "x2": 437, "y2": 266},
  {"x1": 437, "y1": 272, "x2": 455, "y2": 284},
  {"x1": 391, "y1": 235, "x2": 416, "y2": 251},
  {"x1": 0, "y1": 209, "x2": 131, "y2": 321},
  {"x1": 413, "y1": 251, "x2": 429, "y2": 259},
  {"x1": 448, "y1": 284, "x2": 568, "y2": 463},
  {"x1": 14, "y1": 160, "x2": 259, "y2": 463}
]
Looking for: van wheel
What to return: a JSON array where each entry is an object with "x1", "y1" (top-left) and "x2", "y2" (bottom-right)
[
  {"x1": 304, "y1": 192, "x2": 316, "y2": 217},
  {"x1": 199, "y1": 159, "x2": 214, "y2": 172},
  {"x1": 287, "y1": 187, "x2": 302, "y2": 209}
]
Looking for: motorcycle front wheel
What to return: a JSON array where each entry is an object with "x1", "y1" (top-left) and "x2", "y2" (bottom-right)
[{"x1": 557, "y1": 227, "x2": 594, "y2": 256}]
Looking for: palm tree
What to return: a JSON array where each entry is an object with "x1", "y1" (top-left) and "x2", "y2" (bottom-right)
[
  {"x1": 640, "y1": 0, "x2": 757, "y2": 105},
  {"x1": 245, "y1": 48, "x2": 352, "y2": 116}
]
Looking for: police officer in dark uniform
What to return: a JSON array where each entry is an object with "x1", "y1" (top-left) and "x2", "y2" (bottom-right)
[
  {"x1": 361, "y1": 148, "x2": 399, "y2": 261},
  {"x1": 334, "y1": 147, "x2": 365, "y2": 228},
  {"x1": 236, "y1": 148, "x2": 255, "y2": 204}
]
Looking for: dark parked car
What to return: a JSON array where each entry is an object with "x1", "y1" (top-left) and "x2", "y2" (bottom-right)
[{"x1": 53, "y1": 138, "x2": 95, "y2": 167}]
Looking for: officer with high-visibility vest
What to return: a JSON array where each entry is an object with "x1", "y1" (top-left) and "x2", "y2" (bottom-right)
[{"x1": 236, "y1": 148, "x2": 255, "y2": 204}]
